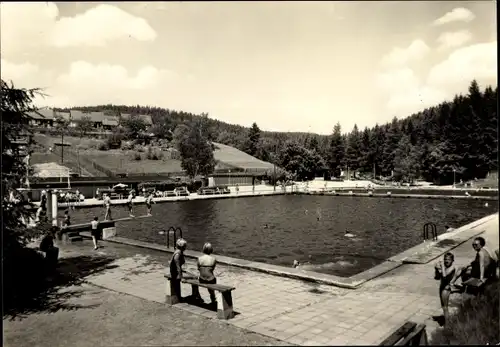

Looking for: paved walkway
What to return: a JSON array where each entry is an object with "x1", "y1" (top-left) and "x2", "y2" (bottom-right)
[{"x1": 43, "y1": 213, "x2": 498, "y2": 346}]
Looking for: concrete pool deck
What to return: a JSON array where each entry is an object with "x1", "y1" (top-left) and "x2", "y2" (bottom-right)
[{"x1": 43, "y1": 212, "x2": 498, "y2": 346}]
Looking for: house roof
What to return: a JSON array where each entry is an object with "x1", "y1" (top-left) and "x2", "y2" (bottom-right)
[
  {"x1": 103, "y1": 116, "x2": 119, "y2": 126},
  {"x1": 120, "y1": 113, "x2": 153, "y2": 125},
  {"x1": 212, "y1": 142, "x2": 276, "y2": 172},
  {"x1": 27, "y1": 108, "x2": 54, "y2": 120},
  {"x1": 69, "y1": 110, "x2": 119, "y2": 125},
  {"x1": 55, "y1": 111, "x2": 71, "y2": 121}
]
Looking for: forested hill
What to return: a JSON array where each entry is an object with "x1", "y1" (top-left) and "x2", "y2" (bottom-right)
[{"x1": 55, "y1": 80, "x2": 497, "y2": 185}]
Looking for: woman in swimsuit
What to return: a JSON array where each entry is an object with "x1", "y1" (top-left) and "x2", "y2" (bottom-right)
[{"x1": 434, "y1": 252, "x2": 456, "y2": 324}]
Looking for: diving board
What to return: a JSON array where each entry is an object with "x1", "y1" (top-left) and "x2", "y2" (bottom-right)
[{"x1": 60, "y1": 214, "x2": 152, "y2": 242}]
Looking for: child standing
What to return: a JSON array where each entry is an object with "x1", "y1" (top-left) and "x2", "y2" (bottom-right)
[
  {"x1": 62, "y1": 210, "x2": 71, "y2": 227},
  {"x1": 90, "y1": 216, "x2": 100, "y2": 250}
]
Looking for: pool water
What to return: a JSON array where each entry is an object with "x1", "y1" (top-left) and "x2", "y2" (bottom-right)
[{"x1": 63, "y1": 195, "x2": 496, "y2": 277}]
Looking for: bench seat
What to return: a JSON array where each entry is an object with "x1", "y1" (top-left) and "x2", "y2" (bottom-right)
[{"x1": 164, "y1": 274, "x2": 236, "y2": 319}]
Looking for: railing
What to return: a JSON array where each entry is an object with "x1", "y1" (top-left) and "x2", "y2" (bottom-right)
[
  {"x1": 160, "y1": 226, "x2": 183, "y2": 249},
  {"x1": 423, "y1": 222, "x2": 437, "y2": 241}
]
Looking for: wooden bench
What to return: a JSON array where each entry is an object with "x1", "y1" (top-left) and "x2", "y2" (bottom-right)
[
  {"x1": 380, "y1": 321, "x2": 428, "y2": 346},
  {"x1": 164, "y1": 274, "x2": 236, "y2": 319}
]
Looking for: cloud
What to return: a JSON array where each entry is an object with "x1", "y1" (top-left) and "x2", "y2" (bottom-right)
[
  {"x1": 436, "y1": 30, "x2": 472, "y2": 50},
  {"x1": 1, "y1": 59, "x2": 193, "y2": 109},
  {"x1": 377, "y1": 40, "x2": 497, "y2": 117},
  {"x1": 376, "y1": 67, "x2": 445, "y2": 116},
  {"x1": 0, "y1": 59, "x2": 54, "y2": 88},
  {"x1": 427, "y1": 41, "x2": 497, "y2": 89},
  {"x1": 380, "y1": 40, "x2": 430, "y2": 68},
  {"x1": 433, "y1": 7, "x2": 475, "y2": 26},
  {"x1": 376, "y1": 67, "x2": 419, "y2": 91},
  {"x1": 52, "y1": 4, "x2": 157, "y2": 47},
  {"x1": 0, "y1": 3, "x2": 156, "y2": 57}
]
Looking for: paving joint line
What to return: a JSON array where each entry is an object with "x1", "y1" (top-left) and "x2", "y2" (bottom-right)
[{"x1": 242, "y1": 294, "x2": 337, "y2": 328}]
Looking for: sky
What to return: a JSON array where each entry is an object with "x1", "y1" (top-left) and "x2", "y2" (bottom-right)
[{"x1": 1, "y1": 1, "x2": 497, "y2": 135}]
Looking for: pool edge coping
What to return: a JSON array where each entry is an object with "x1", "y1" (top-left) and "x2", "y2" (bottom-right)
[{"x1": 83, "y1": 212, "x2": 498, "y2": 290}]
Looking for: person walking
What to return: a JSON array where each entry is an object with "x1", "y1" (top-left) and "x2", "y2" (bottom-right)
[
  {"x1": 146, "y1": 192, "x2": 155, "y2": 216},
  {"x1": 90, "y1": 216, "x2": 100, "y2": 250}
]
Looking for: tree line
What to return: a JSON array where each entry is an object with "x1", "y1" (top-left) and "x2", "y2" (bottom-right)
[{"x1": 56, "y1": 80, "x2": 496, "y2": 184}]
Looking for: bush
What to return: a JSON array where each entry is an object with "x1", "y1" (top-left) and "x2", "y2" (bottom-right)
[
  {"x1": 121, "y1": 140, "x2": 134, "y2": 151},
  {"x1": 97, "y1": 142, "x2": 109, "y2": 151},
  {"x1": 430, "y1": 281, "x2": 499, "y2": 345},
  {"x1": 152, "y1": 152, "x2": 163, "y2": 160},
  {"x1": 145, "y1": 147, "x2": 163, "y2": 160},
  {"x1": 4, "y1": 245, "x2": 47, "y2": 313}
]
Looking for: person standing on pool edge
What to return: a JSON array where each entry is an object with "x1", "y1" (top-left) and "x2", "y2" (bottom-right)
[
  {"x1": 90, "y1": 216, "x2": 100, "y2": 250},
  {"x1": 127, "y1": 190, "x2": 135, "y2": 217},
  {"x1": 103, "y1": 193, "x2": 112, "y2": 221},
  {"x1": 146, "y1": 191, "x2": 155, "y2": 216}
]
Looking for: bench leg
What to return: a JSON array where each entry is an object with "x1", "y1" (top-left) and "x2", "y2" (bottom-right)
[
  {"x1": 165, "y1": 279, "x2": 181, "y2": 305},
  {"x1": 216, "y1": 291, "x2": 234, "y2": 320},
  {"x1": 191, "y1": 284, "x2": 200, "y2": 299}
]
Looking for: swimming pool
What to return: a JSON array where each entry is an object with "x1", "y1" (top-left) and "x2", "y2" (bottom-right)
[{"x1": 63, "y1": 195, "x2": 495, "y2": 277}]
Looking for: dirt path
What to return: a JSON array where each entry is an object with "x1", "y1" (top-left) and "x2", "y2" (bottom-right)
[{"x1": 3, "y1": 282, "x2": 291, "y2": 347}]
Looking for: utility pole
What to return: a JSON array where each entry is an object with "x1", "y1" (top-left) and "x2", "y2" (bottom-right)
[
  {"x1": 373, "y1": 162, "x2": 376, "y2": 180},
  {"x1": 77, "y1": 148, "x2": 81, "y2": 176},
  {"x1": 60, "y1": 124, "x2": 64, "y2": 164}
]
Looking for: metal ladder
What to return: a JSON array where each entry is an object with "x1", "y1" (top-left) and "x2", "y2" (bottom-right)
[
  {"x1": 422, "y1": 222, "x2": 437, "y2": 241},
  {"x1": 160, "y1": 226, "x2": 183, "y2": 248}
]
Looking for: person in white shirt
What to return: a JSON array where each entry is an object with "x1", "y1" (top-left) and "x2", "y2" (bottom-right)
[
  {"x1": 103, "y1": 194, "x2": 112, "y2": 221},
  {"x1": 127, "y1": 192, "x2": 135, "y2": 217}
]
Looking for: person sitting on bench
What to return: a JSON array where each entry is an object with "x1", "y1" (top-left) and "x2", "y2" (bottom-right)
[
  {"x1": 450, "y1": 237, "x2": 498, "y2": 290},
  {"x1": 197, "y1": 242, "x2": 217, "y2": 305},
  {"x1": 39, "y1": 227, "x2": 59, "y2": 269}
]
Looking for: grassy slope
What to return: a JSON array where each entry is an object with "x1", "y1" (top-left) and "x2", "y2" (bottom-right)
[
  {"x1": 32, "y1": 136, "x2": 276, "y2": 175},
  {"x1": 430, "y1": 281, "x2": 499, "y2": 345}
]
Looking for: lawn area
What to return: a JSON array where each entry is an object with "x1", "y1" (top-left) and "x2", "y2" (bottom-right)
[
  {"x1": 31, "y1": 135, "x2": 276, "y2": 176},
  {"x1": 33, "y1": 134, "x2": 183, "y2": 175},
  {"x1": 33, "y1": 134, "x2": 103, "y2": 150},
  {"x1": 79, "y1": 149, "x2": 183, "y2": 175}
]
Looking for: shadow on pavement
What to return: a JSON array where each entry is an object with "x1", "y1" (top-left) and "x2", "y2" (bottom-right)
[
  {"x1": 4, "y1": 253, "x2": 118, "y2": 321},
  {"x1": 183, "y1": 295, "x2": 241, "y2": 317}
]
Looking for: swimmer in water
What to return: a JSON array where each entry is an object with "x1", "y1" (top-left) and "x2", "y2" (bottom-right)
[
  {"x1": 263, "y1": 224, "x2": 269, "y2": 229},
  {"x1": 344, "y1": 230, "x2": 355, "y2": 238},
  {"x1": 485, "y1": 202, "x2": 489, "y2": 207}
]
